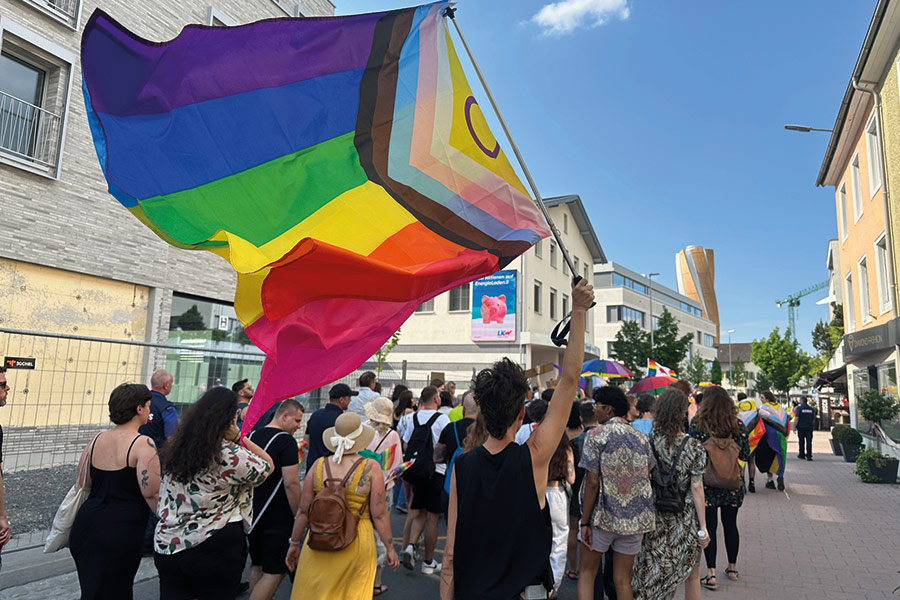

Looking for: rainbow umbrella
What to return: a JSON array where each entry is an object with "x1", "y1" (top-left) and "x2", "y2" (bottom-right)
[
  {"x1": 582, "y1": 359, "x2": 633, "y2": 379},
  {"x1": 629, "y1": 375, "x2": 678, "y2": 395}
]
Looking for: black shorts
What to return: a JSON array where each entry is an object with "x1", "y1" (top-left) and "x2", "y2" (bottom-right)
[
  {"x1": 249, "y1": 527, "x2": 290, "y2": 575},
  {"x1": 154, "y1": 521, "x2": 246, "y2": 600},
  {"x1": 410, "y1": 472, "x2": 445, "y2": 514}
]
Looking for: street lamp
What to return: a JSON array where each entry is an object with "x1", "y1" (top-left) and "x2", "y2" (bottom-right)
[
  {"x1": 784, "y1": 124, "x2": 833, "y2": 133},
  {"x1": 647, "y1": 273, "x2": 659, "y2": 352},
  {"x1": 726, "y1": 329, "x2": 735, "y2": 392}
]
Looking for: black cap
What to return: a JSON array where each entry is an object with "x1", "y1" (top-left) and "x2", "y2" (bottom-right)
[
  {"x1": 329, "y1": 383, "x2": 358, "y2": 399},
  {"x1": 231, "y1": 379, "x2": 248, "y2": 393}
]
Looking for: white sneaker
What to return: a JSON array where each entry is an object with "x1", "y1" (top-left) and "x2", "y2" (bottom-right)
[
  {"x1": 421, "y1": 559, "x2": 441, "y2": 575},
  {"x1": 401, "y1": 545, "x2": 415, "y2": 570}
]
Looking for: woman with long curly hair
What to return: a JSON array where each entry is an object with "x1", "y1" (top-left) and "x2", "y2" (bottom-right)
[
  {"x1": 632, "y1": 388, "x2": 709, "y2": 600},
  {"x1": 689, "y1": 386, "x2": 750, "y2": 591},
  {"x1": 546, "y1": 433, "x2": 575, "y2": 593},
  {"x1": 154, "y1": 387, "x2": 274, "y2": 600}
]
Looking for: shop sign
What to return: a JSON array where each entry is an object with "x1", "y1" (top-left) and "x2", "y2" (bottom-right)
[{"x1": 843, "y1": 318, "x2": 900, "y2": 361}]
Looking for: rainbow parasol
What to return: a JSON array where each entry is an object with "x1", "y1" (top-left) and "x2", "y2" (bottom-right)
[
  {"x1": 581, "y1": 359, "x2": 633, "y2": 379},
  {"x1": 628, "y1": 375, "x2": 678, "y2": 395}
]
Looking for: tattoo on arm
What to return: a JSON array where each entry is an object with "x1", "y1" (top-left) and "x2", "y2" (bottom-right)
[
  {"x1": 146, "y1": 438, "x2": 158, "y2": 455},
  {"x1": 141, "y1": 469, "x2": 149, "y2": 489},
  {"x1": 567, "y1": 460, "x2": 575, "y2": 480}
]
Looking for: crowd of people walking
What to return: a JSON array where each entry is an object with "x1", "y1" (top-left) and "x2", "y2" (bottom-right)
[{"x1": 52, "y1": 278, "x2": 814, "y2": 599}]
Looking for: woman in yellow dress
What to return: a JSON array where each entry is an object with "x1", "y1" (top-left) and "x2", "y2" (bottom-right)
[{"x1": 286, "y1": 412, "x2": 399, "y2": 599}]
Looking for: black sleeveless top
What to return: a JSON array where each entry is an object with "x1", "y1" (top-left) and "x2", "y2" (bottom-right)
[
  {"x1": 83, "y1": 434, "x2": 147, "y2": 515},
  {"x1": 453, "y1": 442, "x2": 552, "y2": 599}
]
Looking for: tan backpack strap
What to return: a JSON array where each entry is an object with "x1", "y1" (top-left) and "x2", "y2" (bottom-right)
[{"x1": 340, "y1": 456, "x2": 368, "y2": 487}]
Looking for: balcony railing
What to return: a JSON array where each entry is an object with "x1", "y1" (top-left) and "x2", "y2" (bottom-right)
[
  {"x1": 0, "y1": 90, "x2": 62, "y2": 170},
  {"x1": 18, "y1": 0, "x2": 80, "y2": 27}
]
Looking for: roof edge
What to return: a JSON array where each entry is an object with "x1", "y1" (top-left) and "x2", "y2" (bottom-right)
[{"x1": 542, "y1": 194, "x2": 607, "y2": 263}]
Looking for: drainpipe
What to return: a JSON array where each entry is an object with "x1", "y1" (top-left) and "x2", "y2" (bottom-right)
[{"x1": 852, "y1": 78, "x2": 897, "y2": 319}]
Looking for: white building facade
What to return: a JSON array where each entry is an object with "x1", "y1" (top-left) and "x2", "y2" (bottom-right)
[
  {"x1": 592, "y1": 262, "x2": 718, "y2": 369},
  {"x1": 388, "y1": 195, "x2": 606, "y2": 389}
]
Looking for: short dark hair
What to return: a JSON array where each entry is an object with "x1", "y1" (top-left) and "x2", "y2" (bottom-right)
[
  {"x1": 359, "y1": 371, "x2": 376, "y2": 388},
  {"x1": 0, "y1": 366, "x2": 6, "y2": 374},
  {"x1": 473, "y1": 358, "x2": 528, "y2": 439},
  {"x1": 439, "y1": 390, "x2": 453, "y2": 408},
  {"x1": 636, "y1": 394, "x2": 655, "y2": 415},
  {"x1": 670, "y1": 380, "x2": 692, "y2": 397},
  {"x1": 420, "y1": 385, "x2": 439, "y2": 405},
  {"x1": 109, "y1": 383, "x2": 152, "y2": 425},
  {"x1": 593, "y1": 386, "x2": 629, "y2": 417},
  {"x1": 540, "y1": 389, "x2": 554, "y2": 402},
  {"x1": 526, "y1": 398, "x2": 548, "y2": 423},
  {"x1": 274, "y1": 398, "x2": 303, "y2": 418},
  {"x1": 579, "y1": 401, "x2": 597, "y2": 423},
  {"x1": 567, "y1": 401, "x2": 582, "y2": 429},
  {"x1": 231, "y1": 379, "x2": 248, "y2": 393},
  {"x1": 430, "y1": 377, "x2": 445, "y2": 388}
]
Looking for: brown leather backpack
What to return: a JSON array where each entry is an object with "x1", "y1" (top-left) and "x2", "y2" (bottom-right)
[
  {"x1": 702, "y1": 435, "x2": 742, "y2": 490},
  {"x1": 306, "y1": 456, "x2": 369, "y2": 552}
]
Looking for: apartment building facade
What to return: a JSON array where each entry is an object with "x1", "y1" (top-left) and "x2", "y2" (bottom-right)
[{"x1": 817, "y1": 0, "x2": 900, "y2": 450}]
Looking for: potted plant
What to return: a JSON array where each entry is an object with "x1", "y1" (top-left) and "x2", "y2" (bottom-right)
[
  {"x1": 858, "y1": 390, "x2": 899, "y2": 442},
  {"x1": 830, "y1": 424, "x2": 849, "y2": 456},
  {"x1": 839, "y1": 427, "x2": 863, "y2": 463},
  {"x1": 855, "y1": 447, "x2": 899, "y2": 483}
]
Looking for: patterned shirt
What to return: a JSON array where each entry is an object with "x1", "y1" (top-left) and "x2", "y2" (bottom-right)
[
  {"x1": 155, "y1": 441, "x2": 271, "y2": 554},
  {"x1": 579, "y1": 416, "x2": 656, "y2": 535}
]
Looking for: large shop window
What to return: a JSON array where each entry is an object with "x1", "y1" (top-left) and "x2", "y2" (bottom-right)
[
  {"x1": 167, "y1": 294, "x2": 263, "y2": 405},
  {"x1": 854, "y1": 362, "x2": 900, "y2": 441}
]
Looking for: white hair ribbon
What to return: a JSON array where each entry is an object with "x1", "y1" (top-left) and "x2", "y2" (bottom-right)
[{"x1": 330, "y1": 423, "x2": 363, "y2": 464}]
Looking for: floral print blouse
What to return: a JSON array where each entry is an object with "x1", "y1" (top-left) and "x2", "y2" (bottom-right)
[
  {"x1": 579, "y1": 416, "x2": 656, "y2": 535},
  {"x1": 155, "y1": 441, "x2": 271, "y2": 554}
]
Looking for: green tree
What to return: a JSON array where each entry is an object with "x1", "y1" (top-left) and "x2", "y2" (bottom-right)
[
  {"x1": 710, "y1": 358, "x2": 723, "y2": 384},
  {"x1": 374, "y1": 328, "x2": 402, "y2": 374},
  {"x1": 752, "y1": 371, "x2": 772, "y2": 396},
  {"x1": 611, "y1": 320, "x2": 650, "y2": 380},
  {"x1": 650, "y1": 308, "x2": 694, "y2": 369},
  {"x1": 681, "y1": 354, "x2": 709, "y2": 387},
  {"x1": 177, "y1": 305, "x2": 206, "y2": 331},
  {"x1": 730, "y1": 359, "x2": 747, "y2": 387},
  {"x1": 750, "y1": 328, "x2": 812, "y2": 397}
]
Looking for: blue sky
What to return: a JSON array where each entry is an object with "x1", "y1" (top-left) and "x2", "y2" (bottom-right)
[{"x1": 337, "y1": 0, "x2": 872, "y2": 351}]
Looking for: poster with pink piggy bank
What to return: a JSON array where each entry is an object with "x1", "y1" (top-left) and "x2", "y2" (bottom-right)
[{"x1": 471, "y1": 270, "x2": 517, "y2": 342}]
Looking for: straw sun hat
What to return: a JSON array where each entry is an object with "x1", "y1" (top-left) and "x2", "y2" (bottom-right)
[
  {"x1": 364, "y1": 397, "x2": 395, "y2": 427},
  {"x1": 323, "y1": 412, "x2": 375, "y2": 463}
]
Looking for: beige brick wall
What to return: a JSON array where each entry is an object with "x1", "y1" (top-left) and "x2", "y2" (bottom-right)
[{"x1": 0, "y1": 0, "x2": 335, "y2": 343}]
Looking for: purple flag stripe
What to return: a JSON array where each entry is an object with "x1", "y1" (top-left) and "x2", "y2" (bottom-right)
[{"x1": 81, "y1": 8, "x2": 387, "y2": 117}]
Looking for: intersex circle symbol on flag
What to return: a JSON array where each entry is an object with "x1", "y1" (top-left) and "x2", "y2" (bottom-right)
[{"x1": 464, "y1": 96, "x2": 499, "y2": 158}]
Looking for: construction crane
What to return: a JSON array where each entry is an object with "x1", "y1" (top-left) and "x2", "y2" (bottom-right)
[{"x1": 775, "y1": 281, "x2": 828, "y2": 341}]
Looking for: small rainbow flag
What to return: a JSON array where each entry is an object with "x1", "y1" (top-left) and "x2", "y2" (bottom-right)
[
  {"x1": 297, "y1": 439, "x2": 308, "y2": 462},
  {"x1": 388, "y1": 460, "x2": 415, "y2": 482},
  {"x1": 647, "y1": 359, "x2": 677, "y2": 378}
]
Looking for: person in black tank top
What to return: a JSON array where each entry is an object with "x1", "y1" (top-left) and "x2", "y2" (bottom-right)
[
  {"x1": 70, "y1": 383, "x2": 160, "y2": 600},
  {"x1": 441, "y1": 279, "x2": 595, "y2": 600}
]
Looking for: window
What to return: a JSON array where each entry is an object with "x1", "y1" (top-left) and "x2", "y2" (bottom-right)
[
  {"x1": 0, "y1": 22, "x2": 74, "y2": 178},
  {"x1": 859, "y1": 256, "x2": 871, "y2": 323},
  {"x1": 612, "y1": 273, "x2": 649, "y2": 295},
  {"x1": 839, "y1": 183, "x2": 848, "y2": 242},
  {"x1": 607, "y1": 305, "x2": 645, "y2": 328},
  {"x1": 607, "y1": 342, "x2": 616, "y2": 357},
  {"x1": 207, "y1": 7, "x2": 237, "y2": 25},
  {"x1": 583, "y1": 264, "x2": 589, "y2": 281},
  {"x1": 562, "y1": 294, "x2": 569, "y2": 316},
  {"x1": 563, "y1": 214, "x2": 568, "y2": 234},
  {"x1": 651, "y1": 315, "x2": 659, "y2": 331},
  {"x1": 574, "y1": 257, "x2": 580, "y2": 276},
  {"x1": 866, "y1": 114, "x2": 883, "y2": 195},
  {"x1": 415, "y1": 298, "x2": 435, "y2": 313},
  {"x1": 704, "y1": 334, "x2": 716, "y2": 347},
  {"x1": 533, "y1": 280, "x2": 542, "y2": 314},
  {"x1": 16, "y1": 0, "x2": 81, "y2": 28},
  {"x1": 845, "y1": 273, "x2": 855, "y2": 333},
  {"x1": 851, "y1": 154, "x2": 863, "y2": 222},
  {"x1": 549, "y1": 241, "x2": 557, "y2": 269},
  {"x1": 696, "y1": 331, "x2": 702, "y2": 344},
  {"x1": 875, "y1": 234, "x2": 891, "y2": 313},
  {"x1": 449, "y1": 283, "x2": 470, "y2": 312},
  {"x1": 549, "y1": 288, "x2": 557, "y2": 320},
  {"x1": 534, "y1": 240, "x2": 542, "y2": 259}
]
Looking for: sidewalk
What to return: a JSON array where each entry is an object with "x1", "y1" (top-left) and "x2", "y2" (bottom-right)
[{"x1": 1, "y1": 434, "x2": 898, "y2": 599}]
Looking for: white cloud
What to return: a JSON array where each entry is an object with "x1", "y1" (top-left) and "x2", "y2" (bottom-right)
[{"x1": 532, "y1": 0, "x2": 630, "y2": 35}]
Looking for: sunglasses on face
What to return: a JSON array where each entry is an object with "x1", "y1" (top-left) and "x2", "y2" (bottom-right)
[{"x1": 0, "y1": 381, "x2": 8, "y2": 389}]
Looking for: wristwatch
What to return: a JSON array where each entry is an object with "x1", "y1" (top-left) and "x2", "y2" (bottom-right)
[{"x1": 288, "y1": 538, "x2": 301, "y2": 546}]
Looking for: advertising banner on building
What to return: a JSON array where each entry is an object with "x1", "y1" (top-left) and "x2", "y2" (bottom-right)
[{"x1": 471, "y1": 270, "x2": 517, "y2": 342}]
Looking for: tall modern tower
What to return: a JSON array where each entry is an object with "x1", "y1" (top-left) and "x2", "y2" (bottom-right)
[{"x1": 675, "y1": 246, "x2": 720, "y2": 343}]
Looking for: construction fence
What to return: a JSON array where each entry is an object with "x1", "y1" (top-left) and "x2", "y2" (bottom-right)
[{"x1": 0, "y1": 327, "x2": 480, "y2": 473}]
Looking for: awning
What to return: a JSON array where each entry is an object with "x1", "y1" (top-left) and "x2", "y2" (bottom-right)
[{"x1": 814, "y1": 365, "x2": 847, "y2": 389}]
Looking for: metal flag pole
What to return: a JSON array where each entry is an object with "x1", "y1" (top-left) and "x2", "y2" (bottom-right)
[{"x1": 444, "y1": 7, "x2": 578, "y2": 277}]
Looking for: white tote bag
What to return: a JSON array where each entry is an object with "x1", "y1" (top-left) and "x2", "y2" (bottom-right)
[{"x1": 44, "y1": 445, "x2": 92, "y2": 553}]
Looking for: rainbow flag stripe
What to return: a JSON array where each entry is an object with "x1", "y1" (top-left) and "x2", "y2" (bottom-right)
[{"x1": 81, "y1": 2, "x2": 549, "y2": 428}]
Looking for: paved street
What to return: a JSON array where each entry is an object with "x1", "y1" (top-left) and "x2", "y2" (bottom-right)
[{"x1": 2, "y1": 434, "x2": 899, "y2": 599}]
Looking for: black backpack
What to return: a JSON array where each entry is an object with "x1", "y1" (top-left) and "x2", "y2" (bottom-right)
[
  {"x1": 402, "y1": 412, "x2": 441, "y2": 485},
  {"x1": 649, "y1": 435, "x2": 690, "y2": 514}
]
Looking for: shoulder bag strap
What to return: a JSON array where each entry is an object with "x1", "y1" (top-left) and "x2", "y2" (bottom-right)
[
  {"x1": 374, "y1": 430, "x2": 391, "y2": 452},
  {"x1": 453, "y1": 421, "x2": 461, "y2": 446},
  {"x1": 669, "y1": 436, "x2": 690, "y2": 481},
  {"x1": 248, "y1": 431, "x2": 291, "y2": 532}
]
